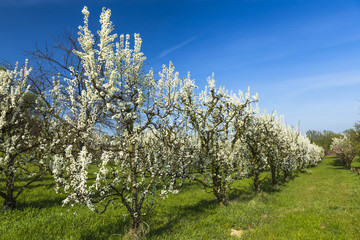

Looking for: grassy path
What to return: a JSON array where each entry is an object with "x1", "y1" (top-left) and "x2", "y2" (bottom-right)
[
  {"x1": 241, "y1": 156, "x2": 360, "y2": 239},
  {"x1": 148, "y1": 156, "x2": 360, "y2": 239}
]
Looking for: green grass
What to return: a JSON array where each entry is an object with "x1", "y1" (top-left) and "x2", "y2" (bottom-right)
[
  {"x1": 240, "y1": 156, "x2": 360, "y2": 239},
  {"x1": 1, "y1": 156, "x2": 360, "y2": 239},
  {"x1": 351, "y1": 156, "x2": 360, "y2": 168}
]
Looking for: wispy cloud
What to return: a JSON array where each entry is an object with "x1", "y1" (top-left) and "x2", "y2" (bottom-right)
[
  {"x1": 270, "y1": 71, "x2": 360, "y2": 99},
  {"x1": 294, "y1": 72, "x2": 360, "y2": 91},
  {"x1": 158, "y1": 36, "x2": 196, "y2": 58}
]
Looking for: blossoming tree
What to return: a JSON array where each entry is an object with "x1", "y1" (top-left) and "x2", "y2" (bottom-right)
[
  {"x1": 0, "y1": 63, "x2": 48, "y2": 209},
  {"x1": 330, "y1": 135, "x2": 356, "y2": 167},
  {"x1": 240, "y1": 109, "x2": 270, "y2": 192},
  {"x1": 254, "y1": 111, "x2": 282, "y2": 186},
  {"x1": 49, "y1": 7, "x2": 191, "y2": 231},
  {"x1": 179, "y1": 75, "x2": 258, "y2": 205}
]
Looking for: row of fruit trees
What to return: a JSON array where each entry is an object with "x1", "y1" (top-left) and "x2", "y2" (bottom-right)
[{"x1": 0, "y1": 7, "x2": 324, "y2": 232}]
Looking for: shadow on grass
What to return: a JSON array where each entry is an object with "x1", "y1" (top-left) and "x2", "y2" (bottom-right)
[
  {"x1": 327, "y1": 157, "x2": 349, "y2": 170},
  {"x1": 16, "y1": 195, "x2": 64, "y2": 210},
  {"x1": 147, "y1": 198, "x2": 220, "y2": 238},
  {"x1": 148, "y1": 181, "x2": 279, "y2": 238},
  {"x1": 80, "y1": 217, "x2": 130, "y2": 240},
  {"x1": 13, "y1": 182, "x2": 57, "y2": 192},
  {"x1": 229, "y1": 188, "x2": 256, "y2": 202},
  {"x1": 259, "y1": 180, "x2": 283, "y2": 194},
  {"x1": 146, "y1": 178, "x2": 289, "y2": 238},
  {"x1": 78, "y1": 196, "x2": 221, "y2": 239}
]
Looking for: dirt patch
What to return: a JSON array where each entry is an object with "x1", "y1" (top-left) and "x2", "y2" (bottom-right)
[{"x1": 230, "y1": 229, "x2": 244, "y2": 238}]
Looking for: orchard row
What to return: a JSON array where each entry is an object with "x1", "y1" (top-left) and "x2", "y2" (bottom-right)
[{"x1": 0, "y1": 6, "x2": 324, "y2": 232}]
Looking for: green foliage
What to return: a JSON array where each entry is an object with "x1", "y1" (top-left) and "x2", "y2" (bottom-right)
[{"x1": 351, "y1": 156, "x2": 360, "y2": 168}]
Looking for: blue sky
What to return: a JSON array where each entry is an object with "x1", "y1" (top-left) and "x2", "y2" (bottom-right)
[{"x1": 1, "y1": 0, "x2": 360, "y2": 133}]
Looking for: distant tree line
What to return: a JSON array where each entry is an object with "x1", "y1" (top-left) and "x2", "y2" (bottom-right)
[
  {"x1": 307, "y1": 122, "x2": 360, "y2": 168},
  {"x1": 306, "y1": 130, "x2": 342, "y2": 154}
]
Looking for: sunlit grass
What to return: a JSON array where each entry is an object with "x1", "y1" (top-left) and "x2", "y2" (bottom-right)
[
  {"x1": 1, "y1": 156, "x2": 360, "y2": 239},
  {"x1": 351, "y1": 156, "x2": 360, "y2": 168}
]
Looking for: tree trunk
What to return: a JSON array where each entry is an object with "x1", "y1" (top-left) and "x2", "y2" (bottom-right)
[
  {"x1": 213, "y1": 186, "x2": 228, "y2": 206},
  {"x1": 216, "y1": 193, "x2": 227, "y2": 206},
  {"x1": 3, "y1": 194, "x2": 16, "y2": 210},
  {"x1": 253, "y1": 171, "x2": 261, "y2": 193},
  {"x1": 283, "y1": 170, "x2": 292, "y2": 181},
  {"x1": 270, "y1": 164, "x2": 277, "y2": 186},
  {"x1": 131, "y1": 213, "x2": 142, "y2": 232},
  {"x1": 252, "y1": 156, "x2": 261, "y2": 193},
  {"x1": 129, "y1": 141, "x2": 142, "y2": 232},
  {"x1": 211, "y1": 165, "x2": 228, "y2": 206},
  {"x1": 4, "y1": 160, "x2": 16, "y2": 210},
  {"x1": 127, "y1": 123, "x2": 143, "y2": 235}
]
